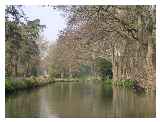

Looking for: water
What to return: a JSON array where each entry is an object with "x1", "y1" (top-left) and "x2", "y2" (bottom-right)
[{"x1": 5, "y1": 81, "x2": 156, "y2": 118}]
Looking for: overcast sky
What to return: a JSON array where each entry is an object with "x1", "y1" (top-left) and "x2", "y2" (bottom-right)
[{"x1": 22, "y1": 6, "x2": 67, "y2": 42}]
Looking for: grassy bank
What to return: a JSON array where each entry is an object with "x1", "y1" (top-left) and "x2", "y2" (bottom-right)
[
  {"x1": 51, "y1": 76, "x2": 101, "y2": 82},
  {"x1": 104, "y1": 79, "x2": 135, "y2": 88},
  {"x1": 78, "y1": 76, "x2": 101, "y2": 81},
  {"x1": 113, "y1": 79, "x2": 136, "y2": 88},
  {"x1": 5, "y1": 76, "x2": 83, "y2": 94},
  {"x1": 5, "y1": 76, "x2": 54, "y2": 94},
  {"x1": 103, "y1": 79, "x2": 154, "y2": 93},
  {"x1": 53, "y1": 78, "x2": 80, "y2": 82}
]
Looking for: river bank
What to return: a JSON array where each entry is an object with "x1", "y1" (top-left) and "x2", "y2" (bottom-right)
[
  {"x1": 5, "y1": 76, "x2": 154, "y2": 95},
  {"x1": 5, "y1": 76, "x2": 82, "y2": 94},
  {"x1": 103, "y1": 79, "x2": 155, "y2": 94},
  {"x1": 5, "y1": 76, "x2": 52, "y2": 94}
]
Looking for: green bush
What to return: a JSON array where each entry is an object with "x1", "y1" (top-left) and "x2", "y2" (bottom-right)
[
  {"x1": 24, "y1": 79, "x2": 33, "y2": 88},
  {"x1": 5, "y1": 75, "x2": 57, "y2": 94},
  {"x1": 113, "y1": 79, "x2": 135, "y2": 88},
  {"x1": 12, "y1": 80, "x2": 24, "y2": 89},
  {"x1": 6, "y1": 76, "x2": 47, "y2": 94},
  {"x1": 5, "y1": 78, "x2": 14, "y2": 92}
]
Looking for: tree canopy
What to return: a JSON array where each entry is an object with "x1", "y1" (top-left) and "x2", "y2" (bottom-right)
[
  {"x1": 5, "y1": 5, "x2": 46, "y2": 77},
  {"x1": 48, "y1": 5, "x2": 155, "y2": 89}
]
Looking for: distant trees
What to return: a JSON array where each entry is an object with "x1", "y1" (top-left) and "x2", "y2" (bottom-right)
[
  {"x1": 5, "y1": 5, "x2": 46, "y2": 77},
  {"x1": 47, "y1": 30, "x2": 82, "y2": 78},
  {"x1": 95, "y1": 57, "x2": 112, "y2": 80}
]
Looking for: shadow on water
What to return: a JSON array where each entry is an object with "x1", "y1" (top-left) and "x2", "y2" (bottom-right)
[
  {"x1": 5, "y1": 81, "x2": 156, "y2": 118},
  {"x1": 101, "y1": 84, "x2": 113, "y2": 98}
]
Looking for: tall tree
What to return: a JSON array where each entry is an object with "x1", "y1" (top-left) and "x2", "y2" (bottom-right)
[
  {"x1": 49, "y1": 5, "x2": 155, "y2": 89},
  {"x1": 5, "y1": 5, "x2": 46, "y2": 77}
]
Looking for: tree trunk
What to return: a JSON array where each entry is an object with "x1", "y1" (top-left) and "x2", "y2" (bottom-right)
[
  {"x1": 69, "y1": 64, "x2": 73, "y2": 78},
  {"x1": 61, "y1": 72, "x2": 64, "y2": 78}
]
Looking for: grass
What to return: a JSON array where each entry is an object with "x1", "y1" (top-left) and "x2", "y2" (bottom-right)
[
  {"x1": 113, "y1": 79, "x2": 136, "y2": 88},
  {"x1": 104, "y1": 79, "x2": 135, "y2": 88},
  {"x1": 80, "y1": 76, "x2": 101, "y2": 81},
  {"x1": 5, "y1": 76, "x2": 54, "y2": 94},
  {"x1": 49, "y1": 76, "x2": 101, "y2": 82},
  {"x1": 53, "y1": 78, "x2": 80, "y2": 82},
  {"x1": 6, "y1": 76, "x2": 82, "y2": 94},
  {"x1": 104, "y1": 79, "x2": 153, "y2": 93}
]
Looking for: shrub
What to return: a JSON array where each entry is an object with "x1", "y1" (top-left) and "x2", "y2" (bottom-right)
[
  {"x1": 5, "y1": 76, "x2": 56, "y2": 94},
  {"x1": 5, "y1": 78, "x2": 14, "y2": 92},
  {"x1": 113, "y1": 79, "x2": 135, "y2": 88}
]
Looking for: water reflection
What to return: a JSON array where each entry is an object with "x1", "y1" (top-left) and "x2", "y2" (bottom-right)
[
  {"x1": 112, "y1": 87, "x2": 156, "y2": 117},
  {"x1": 5, "y1": 81, "x2": 156, "y2": 118}
]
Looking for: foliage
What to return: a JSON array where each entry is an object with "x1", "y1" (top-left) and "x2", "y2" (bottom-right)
[
  {"x1": 79, "y1": 64, "x2": 91, "y2": 77},
  {"x1": 104, "y1": 79, "x2": 135, "y2": 88},
  {"x1": 5, "y1": 78, "x2": 14, "y2": 92},
  {"x1": 5, "y1": 5, "x2": 46, "y2": 77},
  {"x1": 5, "y1": 76, "x2": 52, "y2": 94},
  {"x1": 95, "y1": 57, "x2": 112, "y2": 80},
  {"x1": 49, "y1": 5, "x2": 155, "y2": 90},
  {"x1": 113, "y1": 79, "x2": 136, "y2": 88}
]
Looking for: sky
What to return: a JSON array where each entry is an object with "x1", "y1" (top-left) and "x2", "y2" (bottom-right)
[{"x1": 22, "y1": 6, "x2": 67, "y2": 42}]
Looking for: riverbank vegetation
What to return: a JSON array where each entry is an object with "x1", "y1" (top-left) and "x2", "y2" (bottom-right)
[
  {"x1": 104, "y1": 79, "x2": 135, "y2": 88},
  {"x1": 5, "y1": 76, "x2": 82, "y2": 94},
  {"x1": 6, "y1": 77, "x2": 47, "y2": 94},
  {"x1": 5, "y1": 6, "x2": 50, "y2": 93}
]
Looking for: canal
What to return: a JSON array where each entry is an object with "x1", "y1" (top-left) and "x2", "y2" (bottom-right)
[{"x1": 5, "y1": 81, "x2": 156, "y2": 118}]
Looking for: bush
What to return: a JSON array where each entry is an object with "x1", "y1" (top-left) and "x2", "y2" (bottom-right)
[
  {"x1": 5, "y1": 78, "x2": 14, "y2": 92},
  {"x1": 5, "y1": 75, "x2": 57, "y2": 94},
  {"x1": 12, "y1": 80, "x2": 25, "y2": 89},
  {"x1": 113, "y1": 79, "x2": 135, "y2": 88}
]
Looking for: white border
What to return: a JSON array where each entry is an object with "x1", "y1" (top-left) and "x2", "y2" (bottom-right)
[
  {"x1": 156, "y1": 3, "x2": 160, "y2": 119},
  {"x1": 0, "y1": 0, "x2": 159, "y2": 121},
  {"x1": 4, "y1": 0, "x2": 159, "y2": 5},
  {"x1": 0, "y1": 0, "x2": 5, "y2": 119}
]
